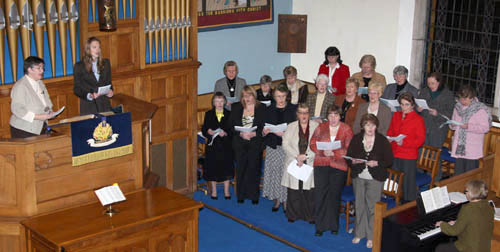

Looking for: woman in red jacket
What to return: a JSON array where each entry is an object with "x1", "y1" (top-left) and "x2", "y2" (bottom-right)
[
  {"x1": 386, "y1": 92, "x2": 425, "y2": 202},
  {"x1": 318, "y1": 47, "x2": 350, "y2": 96},
  {"x1": 310, "y1": 104, "x2": 353, "y2": 236}
]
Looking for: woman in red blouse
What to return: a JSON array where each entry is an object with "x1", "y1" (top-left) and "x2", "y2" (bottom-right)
[
  {"x1": 386, "y1": 92, "x2": 425, "y2": 202},
  {"x1": 310, "y1": 104, "x2": 353, "y2": 236},
  {"x1": 318, "y1": 47, "x2": 350, "y2": 96}
]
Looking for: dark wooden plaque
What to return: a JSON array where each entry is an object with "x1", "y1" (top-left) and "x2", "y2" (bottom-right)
[{"x1": 278, "y1": 14, "x2": 307, "y2": 53}]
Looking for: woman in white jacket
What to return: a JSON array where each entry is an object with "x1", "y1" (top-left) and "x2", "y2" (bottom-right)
[{"x1": 281, "y1": 103, "x2": 319, "y2": 223}]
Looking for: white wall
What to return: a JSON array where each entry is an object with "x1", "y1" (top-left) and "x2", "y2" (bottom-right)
[{"x1": 291, "y1": 0, "x2": 415, "y2": 85}]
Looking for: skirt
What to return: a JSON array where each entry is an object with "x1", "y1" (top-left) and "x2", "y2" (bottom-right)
[{"x1": 262, "y1": 146, "x2": 287, "y2": 203}]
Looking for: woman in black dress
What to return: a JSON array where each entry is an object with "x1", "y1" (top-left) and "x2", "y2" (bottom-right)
[{"x1": 202, "y1": 92, "x2": 234, "y2": 199}]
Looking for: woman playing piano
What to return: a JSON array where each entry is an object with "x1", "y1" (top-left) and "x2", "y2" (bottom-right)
[{"x1": 435, "y1": 180, "x2": 494, "y2": 252}]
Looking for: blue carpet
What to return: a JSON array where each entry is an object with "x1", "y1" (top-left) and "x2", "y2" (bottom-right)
[{"x1": 196, "y1": 186, "x2": 372, "y2": 252}]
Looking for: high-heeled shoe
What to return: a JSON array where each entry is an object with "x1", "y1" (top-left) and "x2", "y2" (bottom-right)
[
  {"x1": 211, "y1": 195, "x2": 218, "y2": 200},
  {"x1": 225, "y1": 195, "x2": 231, "y2": 200},
  {"x1": 251, "y1": 200, "x2": 259, "y2": 205},
  {"x1": 271, "y1": 205, "x2": 280, "y2": 212}
]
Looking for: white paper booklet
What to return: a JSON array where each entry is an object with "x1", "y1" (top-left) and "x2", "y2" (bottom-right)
[
  {"x1": 448, "y1": 191, "x2": 468, "y2": 204},
  {"x1": 50, "y1": 106, "x2": 65, "y2": 119},
  {"x1": 287, "y1": 161, "x2": 313, "y2": 182},
  {"x1": 415, "y1": 99, "x2": 430, "y2": 110},
  {"x1": 97, "y1": 84, "x2": 112, "y2": 96},
  {"x1": 387, "y1": 134, "x2": 406, "y2": 142},
  {"x1": 235, "y1": 126, "x2": 257, "y2": 132},
  {"x1": 264, "y1": 123, "x2": 288, "y2": 133},
  {"x1": 208, "y1": 128, "x2": 222, "y2": 146},
  {"x1": 316, "y1": 140, "x2": 341, "y2": 150},
  {"x1": 358, "y1": 87, "x2": 368, "y2": 95},
  {"x1": 384, "y1": 178, "x2": 398, "y2": 192},
  {"x1": 380, "y1": 98, "x2": 400, "y2": 112},
  {"x1": 95, "y1": 184, "x2": 126, "y2": 206},
  {"x1": 447, "y1": 120, "x2": 463, "y2": 126},
  {"x1": 226, "y1": 96, "x2": 239, "y2": 103},
  {"x1": 261, "y1": 100, "x2": 272, "y2": 106},
  {"x1": 342, "y1": 155, "x2": 368, "y2": 163},
  {"x1": 420, "y1": 186, "x2": 451, "y2": 214}
]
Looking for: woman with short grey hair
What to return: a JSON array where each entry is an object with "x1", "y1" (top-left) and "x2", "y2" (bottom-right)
[
  {"x1": 306, "y1": 74, "x2": 336, "y2": 123},
  {"x1": 381, "y1": 65, "x2": 418, "y2": 100}
]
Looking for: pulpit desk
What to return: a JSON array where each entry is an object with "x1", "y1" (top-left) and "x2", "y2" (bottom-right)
[{"x1": 21, "y1": 187, "x2": 203, "y2": 252}]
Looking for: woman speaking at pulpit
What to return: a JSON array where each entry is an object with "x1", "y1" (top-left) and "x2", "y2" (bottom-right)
[
  {"x1": 73, "y1": 37, "x2": 114, "y2": 115},
  {"x1": 10, "y1": 56, "x2": 56, "y2": 138}
]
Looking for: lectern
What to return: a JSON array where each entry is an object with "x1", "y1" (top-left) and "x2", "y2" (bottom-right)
[{"x1": 0, "y1": 94, "x2": 157, "y2": 251}]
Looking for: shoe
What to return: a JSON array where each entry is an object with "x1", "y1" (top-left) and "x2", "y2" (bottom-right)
[
  {"x1": 225, "y1": 195, "x2": 231, "y2": 200},
  {"x1": 366, "y1": 240, "x2": 372, "y2": 248},
  {"x1": 314, "y1": 231, "x2": 323, "y2": 237},
  {"x1": 331, "y1": 230, "x2": 338, "y2": 235},
  {"x1": 237, "y1": 199, "x2": 244, "y2": 204},
  {"x1": 288, "y1": 219, "x2": 295, "y2": 223},
  {"x1": 272, "y1": 206, "x2": 280, "y2": 212},
  {"x1": 211, "y1": 195, "x2": 218, "y2": 200},
  {"x1": 251, "y1": 200, "x2": 259, "y2": 205},
  {"x1": 309, "y1": 220, "x2": 315, "y2": 224},
  {"x1": 352, "y1": 237, "x2": 361, "y2": 244}
]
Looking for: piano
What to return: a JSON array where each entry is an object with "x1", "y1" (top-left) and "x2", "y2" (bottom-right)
[{"x1": 381, "y1": 199, "x2": 464, "y2": 252}]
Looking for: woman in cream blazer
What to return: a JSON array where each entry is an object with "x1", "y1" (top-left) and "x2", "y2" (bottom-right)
[{"x1": 281, "y1": 104, "x2": 319, "y2": 223}]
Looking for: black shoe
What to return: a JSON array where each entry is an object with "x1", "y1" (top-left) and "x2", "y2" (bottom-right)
[
  {"x1": 272, "y1": 206, "x2": 279, "y2": 212},
  {"x1": 288, "y1": 219, "x2": 295, "y2": 223},
  {"x1": 252, "y1": 200, "x2": 259, "y2": 205},
  {"x1": 211, "y1": 196, "x2": 218, "y2": 200},
  {"x1": 237, "y1": 199, "x2": 244, "y2": 204},
  {"x1": 225, "y1": 195, "x2": 231, "y2": 200},
  {"x1": 315, "y1": 231, "x2": 323, "y2": 237},
  {"x1": 331, "y1": 230, "x2": 338, "y2": 235},
  {"x1": 309, "y1": 220, "x2": 315, "y2": 224}
]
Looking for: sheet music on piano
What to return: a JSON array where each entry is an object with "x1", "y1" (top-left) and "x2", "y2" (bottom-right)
[{"x1": 420, "y1": 186, "x2": 451, "y2": 214}]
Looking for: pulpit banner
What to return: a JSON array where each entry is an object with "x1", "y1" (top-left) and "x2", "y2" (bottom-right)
[
  {"x1": 71, "y1": 113, "x2": 133, "y2": 166},
  {"x1": 198, "y1": 0, "x2": 273, "y2": 31}
]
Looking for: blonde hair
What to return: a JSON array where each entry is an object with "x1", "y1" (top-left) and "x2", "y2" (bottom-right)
[
  {"x1": 368, "y1": 82, "x2": 385, "y2": 95},
  {"x1": 240, "y1": 86, "x2": 259, "y2": 108},
  {"x1": 359, "y1": 54, "x2": 377, "y2": 69}
]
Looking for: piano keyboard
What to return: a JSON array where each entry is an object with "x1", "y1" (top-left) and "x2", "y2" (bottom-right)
[
  {"x1": 417, "y1": 227, "x2": 441, "y2": 240},
  {"x1": 412, "y1": 215, "x2": 456, "y2": 240}
]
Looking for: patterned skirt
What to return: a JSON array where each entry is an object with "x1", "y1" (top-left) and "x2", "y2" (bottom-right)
[{"x1": 262, "y1": 146, "x2": 287, "y2": 203}]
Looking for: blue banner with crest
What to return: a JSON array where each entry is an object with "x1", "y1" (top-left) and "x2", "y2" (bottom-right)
[{"x1": 71, "y1": 112, "x2": 133, "y2": 166}]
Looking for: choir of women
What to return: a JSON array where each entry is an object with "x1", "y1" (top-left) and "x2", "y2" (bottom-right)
[{"x1": 201, "y1": 50, "x2": 493, "y2": 245}]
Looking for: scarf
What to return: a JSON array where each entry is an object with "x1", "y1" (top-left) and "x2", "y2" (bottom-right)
[{"x1": 455, "y1": 98, "x2": 492, "y2": 155}]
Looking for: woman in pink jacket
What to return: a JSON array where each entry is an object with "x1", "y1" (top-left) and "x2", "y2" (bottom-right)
[{"x1": 450, "y1": 85, "x2": 491, "y2": 175}]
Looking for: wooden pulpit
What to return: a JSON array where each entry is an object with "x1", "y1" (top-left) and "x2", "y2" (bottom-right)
[{"x1": 0, "y1": 94, "x2": 157, "y2": 251}]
